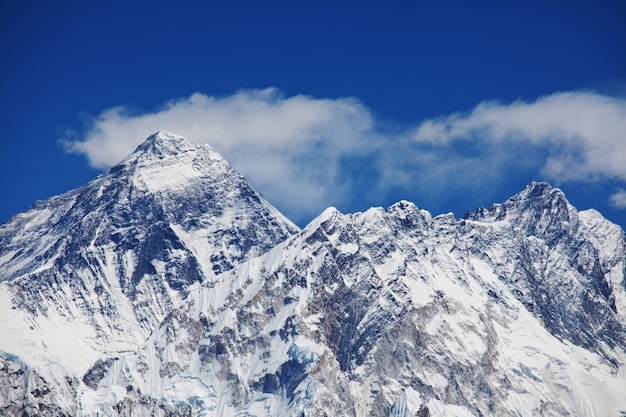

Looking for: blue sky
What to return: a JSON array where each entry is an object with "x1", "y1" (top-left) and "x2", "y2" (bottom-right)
[{"x1": 1, "y1": 1, "x2": 625, "y2": 229}]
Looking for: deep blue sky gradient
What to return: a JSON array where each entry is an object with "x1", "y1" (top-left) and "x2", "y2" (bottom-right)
[{"x1": 1, "y1": 1, "x2": 625, "y2": 228}]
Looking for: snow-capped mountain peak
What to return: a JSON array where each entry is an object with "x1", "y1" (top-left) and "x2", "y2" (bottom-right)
[
  {"x1": 0, "y1": 132, "x2": 298, "y2": 413},
  {"x1": 120, "y1": 131, "x2": 223, "y2": 168},
  {"x1": 464, "y1": 182, "x2": 579, "y2": 241}
]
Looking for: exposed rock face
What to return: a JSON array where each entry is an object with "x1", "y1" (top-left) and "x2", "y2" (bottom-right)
[{"x1": 1, "y1": 132, "x2": 625, "y2": 416}]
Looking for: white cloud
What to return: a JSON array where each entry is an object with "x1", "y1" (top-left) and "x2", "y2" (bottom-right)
[
  {"x1": 65, "y1": 89, "x2": 626, "y2": 221},
  {"x1": 64, "y1": 88, "x2": 379, "y2": 221},
  {"x1": 412, "y1": 91, "x2": 626, "y2": 182},
  {"x1": 610, "y1": 189, "x2": 626, "y2": 210}
]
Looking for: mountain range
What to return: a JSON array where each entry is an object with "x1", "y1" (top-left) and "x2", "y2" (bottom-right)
[{"x1": 1, "y1": 131, "x2": 625, "y2": 416}]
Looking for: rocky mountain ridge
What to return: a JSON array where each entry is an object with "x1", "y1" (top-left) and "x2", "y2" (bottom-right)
[{"x1": 1, "y1": 132, "x2": 625, "y2": 416}]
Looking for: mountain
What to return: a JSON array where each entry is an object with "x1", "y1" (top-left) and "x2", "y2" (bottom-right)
[
  {"x1": 85, "y1": 183, "x2": 626, "y2": 417},
  {"x1": 0, "y1": 132, "x2": 298, "y2": 416},
  {"x1": 1, "y1": 132, "x2": 625, "y2": 416}
]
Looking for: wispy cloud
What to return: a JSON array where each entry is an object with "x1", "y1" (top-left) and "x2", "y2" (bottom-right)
[
  {"x1": 64, "y1": 89, "x2": 626, "y2": 222},
  {"x1": 610, "y1": 189, "x2": 626, "y2": 210},
  {"x1": 64, "y1": 88, "x2": 379, "y2": 221},
  {"x1": 412, "y1": 91, "x2": 626, "y2": 182}
]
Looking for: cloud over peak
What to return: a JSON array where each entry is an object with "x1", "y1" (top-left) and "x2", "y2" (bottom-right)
[
  {"x1": 64, "y1": 89, "x2": 626, "y2": 222},
  {"x1": 64, "y1": 88, "x2": 378, "y2": 221}
]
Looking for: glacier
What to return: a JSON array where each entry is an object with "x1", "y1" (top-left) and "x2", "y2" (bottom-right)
[{"x1": 1, "y1": 132, "x2": 625, "y2": 416}]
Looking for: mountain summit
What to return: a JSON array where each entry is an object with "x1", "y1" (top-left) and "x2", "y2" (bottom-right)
[
  {"x1": 1, "y1": 133, "x2": 625, "y2": 416},
  {"x1": 0, "y1": 132, "x2": 298, "y2": 415}
]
